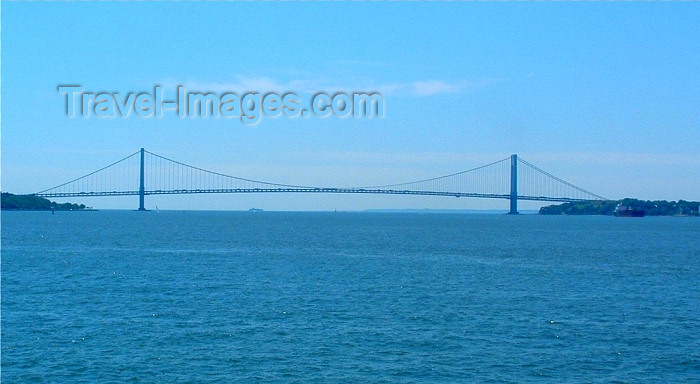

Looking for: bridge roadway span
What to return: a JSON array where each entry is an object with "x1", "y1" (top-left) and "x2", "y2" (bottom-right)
[{"x1": 37, "y1": 187, "x2": 591, "y2": 203}]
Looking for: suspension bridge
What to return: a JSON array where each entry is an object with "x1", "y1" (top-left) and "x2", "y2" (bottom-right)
[{"x1": 34, "y1": 148, "x2": 606, "y2": 213}]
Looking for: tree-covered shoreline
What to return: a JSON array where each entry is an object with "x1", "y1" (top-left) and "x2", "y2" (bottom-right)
[
  {"x1": 539, "y1": 198, "x2": 699, "y2": 216},
  {"x1": 1, "y1": 192, "x2": 88, "y2": 211}
]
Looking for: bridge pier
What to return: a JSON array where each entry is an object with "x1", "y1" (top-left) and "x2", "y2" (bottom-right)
[
  {"x1": 509, "y1": 154, "x2": 519, "y2": 214},
  {"x1": 138, "y1": 148, "x2": 146, "y2": 211}
]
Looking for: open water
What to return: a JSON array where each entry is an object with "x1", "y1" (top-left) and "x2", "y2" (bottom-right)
[{"x1": 2, "y1": 211, "x2": 698, "y2": 382}]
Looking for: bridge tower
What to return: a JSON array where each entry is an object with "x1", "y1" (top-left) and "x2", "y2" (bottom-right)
[
  {"x1": 138, "y1": 148, "x2": 146, "y2": 211},
  {"x1": 509, "y1": 154, "x2": 518, "y2": 214}
]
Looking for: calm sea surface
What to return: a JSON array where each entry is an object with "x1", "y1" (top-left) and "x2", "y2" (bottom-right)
[{"x1": 2, "y1": 211, "x2": 698, "y2": 383}]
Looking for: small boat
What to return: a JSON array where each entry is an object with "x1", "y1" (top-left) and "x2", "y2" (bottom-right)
[
  {"x1": 248, "y1": 208, "x2": 263, "y2": 212},
  {"x1": 614, "y1": 203, "x2": 645, "y2": 217}
]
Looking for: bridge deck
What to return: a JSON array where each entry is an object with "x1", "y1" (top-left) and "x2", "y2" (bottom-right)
[{"x1": 36, "y1": 188, "x2": 593, "y2": 203}]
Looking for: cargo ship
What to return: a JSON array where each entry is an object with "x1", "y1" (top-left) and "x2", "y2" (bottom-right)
[{"x1": 613, "y1": 203, "x2": 645, "y2": 217}]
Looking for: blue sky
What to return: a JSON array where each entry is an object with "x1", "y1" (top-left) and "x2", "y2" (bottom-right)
[{"x1": 2, "y1": 2, "x2": 699, "y2": 210}]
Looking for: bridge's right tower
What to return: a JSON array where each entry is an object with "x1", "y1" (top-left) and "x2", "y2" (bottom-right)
[
  {"x1": 509, "y1": 154, "x2": 518, "y2": 214},
  {"x1": 138, "y1": 148, "x2": 146, "y2": 211}
]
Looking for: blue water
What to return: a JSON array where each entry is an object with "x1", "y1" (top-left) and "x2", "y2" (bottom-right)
[{"x1": 2, "y1": 211, "x2": 698, "y2": 382}]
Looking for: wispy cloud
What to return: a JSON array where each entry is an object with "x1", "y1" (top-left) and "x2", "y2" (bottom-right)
[
  {"x1": 521, "y1": 152, "x2": 700, "y2": 167},
  {"x1": 289, "y1": 150, "x2": 700, "y2": 175},
  {"x1": 385, "y1": 78, "x2": 497, "y2": 96},
  {"x1": 291, "y1": 151, "x2": 512, "y2": 166},
  {"x1": 159, "y1": 75, "x2": 491, "y2": 97},
  {"x1": 160, "y1": 76, "x2": 323, "y2": 94},
  {"x1": 410, "y1": 80, "x2": 467, "y2": 96}
]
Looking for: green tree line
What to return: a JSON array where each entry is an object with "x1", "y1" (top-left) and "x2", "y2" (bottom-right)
[
  {"x1": 539, "y1": 198, "x2": 699, "y2": 216},
  {"x1": 1, "y1": 192, "x2": 87, "y2": 211}
]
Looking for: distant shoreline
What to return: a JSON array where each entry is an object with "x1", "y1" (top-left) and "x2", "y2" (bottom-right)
[
  {"x1": 540, "y1": 199, "x2": 699, "y2": 216},
  {"x1": 2, "y1": 208, "x2": 698, "y2": 216},
  {"x1": 1, "y1": 192, "x2": 90, "y2": 211},
  {"x1": 3, "y1": 191, "x2": 697, "y2": 216}
]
